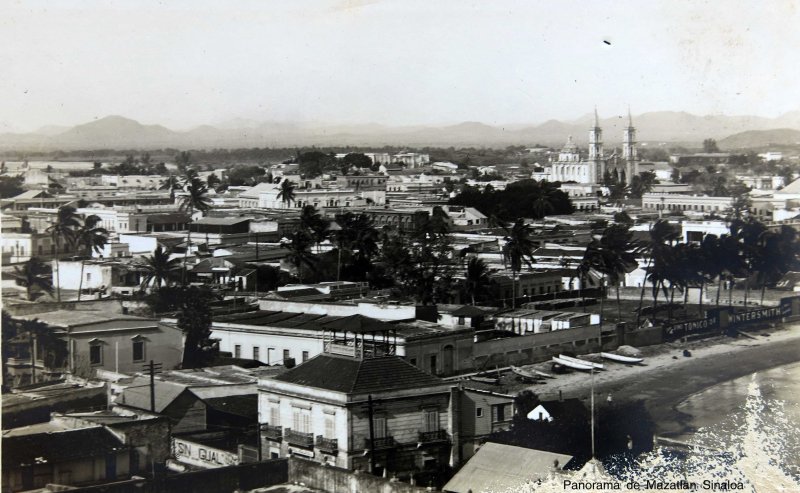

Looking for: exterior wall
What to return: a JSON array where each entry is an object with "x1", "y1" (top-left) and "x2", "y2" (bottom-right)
[
  {"x1": 402, "y1": 333, "x2": 474, "y2": 376},
  {"x1": 69, "y1": 321, "x2": 184, "y2": 376},
  {"x1": 52, "y1": 261, "x2": 113, "y2": 290},
  {"x1": 454, "y1": 388, "x2": 514, "y2": 462},
  {"x1": 213, "y1": 325, "x2": 325, "y2": 365},
  {"x1": 1, "y1": 232, "x2": 67, "y2": 264},
  {"x1": 3, "y1": 450, "x2": 130, "y2": 491},
  {"x1": 167, "y1": 392, "x2": 208, "y2": 434},
  {"x1": 642, "y1": 193, "x2": 733, "y2": 213}
]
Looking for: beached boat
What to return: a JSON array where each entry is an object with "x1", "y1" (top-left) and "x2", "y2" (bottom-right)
[
  {"x1": 600, "y1": 352, "x2": 644, "y2": 364},
  {"x1": 558, "y1": 354, "x2": 604, "y2": 370},
  {"x1": 511, "y1": 366, "x2": 554, "y2": 381},
  {"x1": 470, "y1": 375, "x2": 499, "y2": 385},
  {"x1": 552, "y1": 357, "x2": 594, "y2": 371}
]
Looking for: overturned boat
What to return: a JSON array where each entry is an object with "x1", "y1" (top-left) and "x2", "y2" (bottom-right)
[
  {"x1": 600, "y1": 352, "x2": 644, "y2": 364},
  {"x1": 558, "y1": 354, "x2": 604, "y2": 370}
]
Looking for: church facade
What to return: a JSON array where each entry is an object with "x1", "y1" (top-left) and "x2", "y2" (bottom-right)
[{"x1": 547, "y1": 109, "x2": 639, "y2": 185}]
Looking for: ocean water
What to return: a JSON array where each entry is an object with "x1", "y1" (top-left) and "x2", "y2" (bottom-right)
[{"x1": 487, "y1": 364, "x2": 800, "y2": 492}]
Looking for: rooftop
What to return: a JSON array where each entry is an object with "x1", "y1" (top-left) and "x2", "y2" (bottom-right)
[
  {"x1": 271, "y1": 354, "x2": 444, "y2": 394},
  {"x1": 14, "y1": 310, "x2": 157, "y2": 328},
  {"x1": 443, "y1": 443, "x2": 571, "y2": 493},
  {"x1": 2, "y1": 426, "x2": 126, "y2": 468}
]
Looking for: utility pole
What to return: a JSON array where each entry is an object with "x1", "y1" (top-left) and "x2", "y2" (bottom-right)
[
  {"x1": 143, "y1": 360, "x2": 163, "y2": 412},
  {"x1": 367, "y1": 394, "x2": 376, "y2": 475},
  {"x1": 590, "y1": 368, "x2": 596, "y2": 458}
]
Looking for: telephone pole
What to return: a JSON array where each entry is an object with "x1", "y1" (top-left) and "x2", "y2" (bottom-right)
[{"x1": 143, "y1": 360, "x2": 163, "y2": 412}]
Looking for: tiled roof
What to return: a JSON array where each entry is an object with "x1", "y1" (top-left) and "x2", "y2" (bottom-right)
[
  {"x1": 2, "y1": 427, "x2": 126, "y2": 468},
  {"x1": 272, "y1": 354, "x2": 443, "y2": 394}
]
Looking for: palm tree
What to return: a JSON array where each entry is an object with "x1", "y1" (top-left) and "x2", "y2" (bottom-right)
[
  {"x1": 75, "y1": 215, "x2": 109, "y2": 301},
  {"x1": 635, "y1": 220, "x2": 679, "y2": 327},
  {"x1": 139, "y1": 245, "x2": 182, "y2": 291},
  {"x1": 178, "y1": 172, "x2": 212, "y2": 284},
  {"x1": 283, "y1": 231, "x2": 317, "y2": 282},
  {"x1": 300, "y1": 205, "x2": 328, "y2": 247},
  {"x1": 160, "y1": 175, "x2": 182, "y2": 201},
  {"x1": 46, "y1": 206, "x2": 80, "y2": 301},
  {"x1": 502, "y1": 219, "x2": 536, "y2": 308},
  {"x1": 336, "y1": 212, "x2": 380, "y2": 281},
  {"x1": 464, "y1": 257, "x2": 492, "y2": 305},
  {"x1": 731, "y1": 218, "x2": 768, "y2": 308},
  {"x1": 12, "y1": 258, "x2": 54, "y2": 301},
  {"x1": 277, "y1": 180, "x2": 296, "y2": 208},
  {"x1": 595, "y1": 225, "x2": 641, "y2": 320}
]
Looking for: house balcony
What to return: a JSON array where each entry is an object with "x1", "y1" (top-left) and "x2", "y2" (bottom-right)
[
  {"x1": 260, "y1": 424, "x2": 282, "y2": 442},
  {"x1": 284, "y1": 429, "x2": 314, "y2": 449},
  {"x1": 365, "y1": 436, "x2": 396, "y2": 450},
  {"x1": 315, "y1": 436, "x2": 339, "y2": 454},
  {"x1": 418, "y1": 429, "x2": 449, "y2": 444}
]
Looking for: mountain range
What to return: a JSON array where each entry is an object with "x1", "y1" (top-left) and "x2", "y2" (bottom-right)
[{"x1": 2, "y1": 111, "x2": 800, "y2": 151}]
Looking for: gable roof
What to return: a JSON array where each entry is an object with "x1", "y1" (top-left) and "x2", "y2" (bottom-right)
[
  {"x1": 442, "y1": 442, "x2": 571, "y2": 493},
  {"x1": 272, "y1": 354, "x2": 443, "y2": 394},
  {"x1": 777, "y1": 177, "x2": 800, "y2": 195},
  {"x1": 118, "y1": 377, "x2": 188, "y2": 413}
]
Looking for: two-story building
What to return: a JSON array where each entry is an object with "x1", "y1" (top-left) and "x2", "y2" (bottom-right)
[{"x1": 258, "y1": 347, "x2": 453, "y2": 482}]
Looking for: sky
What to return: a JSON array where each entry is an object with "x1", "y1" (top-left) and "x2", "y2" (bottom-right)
[{"x1": 1, "y1": 0, "x2": 799, "y2": 132}]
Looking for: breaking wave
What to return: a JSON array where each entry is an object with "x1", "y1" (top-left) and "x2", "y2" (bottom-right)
[{"x1": 489, "y1": 376, "x2": 799, "y2": 492}]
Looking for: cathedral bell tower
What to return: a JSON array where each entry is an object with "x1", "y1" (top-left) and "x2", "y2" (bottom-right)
[
  {"x1": 588, "y1": 108, "x2": 604, "y2": 183},
  {"x1": 622, "y1": 108, "x2": 638, "y2": 185}
]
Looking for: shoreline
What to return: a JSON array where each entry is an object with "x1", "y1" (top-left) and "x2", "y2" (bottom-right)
[{"x1": 505, "y1": 322, "x2": 800, "y2": 436}]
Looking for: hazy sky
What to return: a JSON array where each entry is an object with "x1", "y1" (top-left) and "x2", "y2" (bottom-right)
[{"x1": 2, "y1": 0, "x2": 799, "y2": 132}]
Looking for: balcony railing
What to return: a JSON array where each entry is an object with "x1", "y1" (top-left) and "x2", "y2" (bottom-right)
[
  {"x1": 316, "y1": 436, "x2": 339, "y2": 453},
  {"x1": 284, "y1": 429, "x2": 314, "y2": 449},
  {"x1": 418, "y1": 429, "x2": 449, "y2": 443},
  {"x1": 365, "y1": 436, "x2": 396, "y2": 450},
  {"x1": 260, "y1": 424, "x2": 282, "y2": 442}
]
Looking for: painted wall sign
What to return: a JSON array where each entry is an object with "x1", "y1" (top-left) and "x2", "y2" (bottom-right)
[
  {"x1": 663, "y1": 316, "x2": 719, "y2": 339},
  {"x1": 731, "y1": 307, "x2": 782, "y2": 325},
  {"x1": 173, "y1": 438, "x2": 239, "y2": 469}
]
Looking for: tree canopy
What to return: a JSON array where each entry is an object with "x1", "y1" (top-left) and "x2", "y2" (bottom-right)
[{"x1": 449, "y1": 179, "x2": 573, "y2": 221}]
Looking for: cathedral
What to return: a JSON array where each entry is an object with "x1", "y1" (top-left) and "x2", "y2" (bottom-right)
[{"x1": 548, "y1": 109, "x2": 639, "y2": 185}]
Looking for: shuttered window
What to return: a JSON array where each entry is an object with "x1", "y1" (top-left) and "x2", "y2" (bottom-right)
[
  {"x1": 293, "y1": 410, "x2": 311, "y2": 433},
  {"x1": 324, "y1": 415, "x2": 335, "y2": 439},
  {"x1": 424, "y1": 410, "x2": 439, "y2": 432},
  {"x1": 373, "y1": 417, "x2": 387, "y2": 438},
  {"x1": 270, "y1": 406, "x2": 280, "y2": 426}
]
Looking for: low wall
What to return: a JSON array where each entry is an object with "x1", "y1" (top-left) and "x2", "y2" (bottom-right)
[
  {"x1": 288, "y1": 457, "x2": 430, "y2": 493},
  {"x1": 3, "y1": 298, "x2": 125, "y2": 316},
  {"x1": 472, "y1": 325, "x2": 617, "y2": 368},
  {"x1": 66, "y1": 459, "x2": 288, "y2": 493},
  {"x1": 622, "y1": 326, "x2": 663, "y2": 347}
]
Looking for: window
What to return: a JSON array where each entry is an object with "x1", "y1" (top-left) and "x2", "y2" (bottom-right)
[
  {"x1": 423, "y1": 409, "x2": 440, "y2": 432},
  {"x1": 283, "y1": 349, "x2": 290, "y2": 362},
  {"x1": 373, "y1": 416, "x2": 387, "y2": 438},
  {"x1": 292, "y1": 409, "x2": 311, "y2": 433},
  {"x1": 302, "y1": 351, "x2": 309, "y2": 363},
  {"x1": 324, "y1": 415, "x2": 336, "y2": 439},
  {"x1": 476, "y1": 408, "x2": 484, "y2": 418},
  {"x1": 132, "y1": 341, "x2": 145, "y2": 362},
  {"x1": 253, "y1": 347, "x2": 260, "y2": 361},
  {"x1": 429, "y1": 355, "x2": 437, "y2": 374},
  {"x1": 457, "y1": 316, "x2": 465, "y2": 326},
  {"x1": 234, "y1": 345, "x2": 242, "y2": 358},
  {"x1": 90, "y1": 343, "x2": 103, "y2": 365},
  {"x1": 492, "y1": 403, "x2": 511, "y2": 423},
  {"x1": 269, "y1": 406, "x2": 280, "y2": 426}
]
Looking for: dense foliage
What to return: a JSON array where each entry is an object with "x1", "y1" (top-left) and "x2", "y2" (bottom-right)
[{"x1": 448, "y1": 179, "x2": 574, "y2": 221}]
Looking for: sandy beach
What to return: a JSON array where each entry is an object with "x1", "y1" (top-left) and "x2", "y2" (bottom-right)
[{"x1": 503, "y1": 322, "x2": 800, "y2": 436}]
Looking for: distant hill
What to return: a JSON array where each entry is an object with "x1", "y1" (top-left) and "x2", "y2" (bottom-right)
[
  {"x1": 718, "y1": 128, "x2": 800, "y2": 149},
  {"x1": 1, "y1": 110, "x2": 799, "y2": 151}
]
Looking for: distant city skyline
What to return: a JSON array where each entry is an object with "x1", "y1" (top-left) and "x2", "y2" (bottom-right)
[{"x1": 2, "y1": 0, "x2": 799, "y2": 133}]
